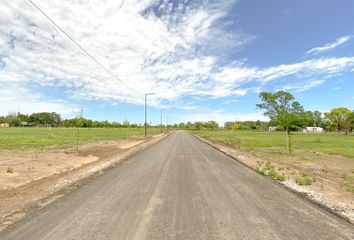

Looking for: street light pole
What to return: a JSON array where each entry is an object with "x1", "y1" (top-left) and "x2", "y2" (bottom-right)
[{"x1": 144, "y1": 93, "x2": 155, "y2": 138}]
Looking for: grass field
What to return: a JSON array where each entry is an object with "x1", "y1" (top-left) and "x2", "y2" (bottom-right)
[
  {"x1": 0, "y1": 127, "x2": 162, "y2": 150},
  {"x1": 193, "y1": 129, "x2": 354, "y2": 158}
]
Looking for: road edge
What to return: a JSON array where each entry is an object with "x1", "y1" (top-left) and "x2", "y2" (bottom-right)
[{"x1": 191, "y1": 132, "x2": 353, "y2": 225}]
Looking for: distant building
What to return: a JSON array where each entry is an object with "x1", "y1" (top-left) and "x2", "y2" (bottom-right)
[
  {"x1": 0, "y1": 123, "x2": 10, "y2": 128},
  {"x1": 20, "y1": 122, "x2": 29, "y2": 127},
  {"x1": 268, "y1": 126, "x2": 278, "y2": 132},
  {"x1": 303, "y1": 127, "x2": 324, "y2": 133}
]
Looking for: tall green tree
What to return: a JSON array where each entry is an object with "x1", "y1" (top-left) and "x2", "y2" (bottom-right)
[
  {"x1": 256, "y1": 90, "x2": 304, "y2": 153},
  {"x1": 29, "y1": 112, "x2": 61, "y2": 126},
  {"x1": 324, "y1": 107, "x2": 352, "y2": 133},
  {"x1": 256, "y1": 91, "x2": 305, "y2": 130},
  {"x1": 17, "y1": 112, "x2": 29, "y2": 122},
  {"x1": 9, "y1": 118, "x2": 21, "y2": 127},
  {"x1": 313, "y1": 110, "x2": 323, "y2": 127},
  {"x1": 123, "y1": 119, "x2": 130, "y2": 128},
  {"x1": 346, "y1": 111, "x2": 354, "y2": 133}
]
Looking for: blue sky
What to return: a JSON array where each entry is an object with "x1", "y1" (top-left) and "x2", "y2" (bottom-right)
[{"x1": 0, "y1": 0, "x2": 353, "y2": 125}]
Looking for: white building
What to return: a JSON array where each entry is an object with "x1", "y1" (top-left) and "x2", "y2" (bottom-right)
[
  {"x1": 303, "y1": 127, "x2": 324, "y2": 133},
  {"x1": 268, "y1": 126, "x2": 278, "y2": 132},
  {"x1": 0, "y1": 123, "x2": 9, "y2": 128}
]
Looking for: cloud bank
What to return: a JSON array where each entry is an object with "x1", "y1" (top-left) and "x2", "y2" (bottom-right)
[{"x1": 1, "y1": 1, "x2": 354, "y2": 116}]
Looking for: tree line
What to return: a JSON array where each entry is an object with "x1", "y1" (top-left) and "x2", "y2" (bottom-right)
[
  {"x1": 1, "y1": 91, "x2": 353, "y2": 133},
  {"x1": 0, "y1": 112, "x2": 140, "y2": 128}
]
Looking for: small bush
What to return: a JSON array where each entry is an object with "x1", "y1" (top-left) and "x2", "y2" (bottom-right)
[
  {"x1": 277, "y1": 173, "x2": 286, "y2": 181},
  {"x1": 296, "y1": 173, "x2": 316, "y2": 185},
  {"x1": 256, "y1": 161, "x2": 286, "y2": 181},
  {"x1": 6, "y1": 167, "x2": 14, "y2": 173}
]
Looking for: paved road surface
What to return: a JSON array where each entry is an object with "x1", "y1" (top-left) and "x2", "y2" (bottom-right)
[{"x1": 1, "y1": 131, "x2": 353, "y2": 239}]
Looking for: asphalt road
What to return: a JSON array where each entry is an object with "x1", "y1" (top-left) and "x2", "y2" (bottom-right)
[{"x1": 1, "y1": 131, "x2": 353, "y2": 240}]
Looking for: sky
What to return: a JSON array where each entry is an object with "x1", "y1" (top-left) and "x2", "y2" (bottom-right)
[{"x1": 0, "y1": 0, "x2": 353, "y2": 125}]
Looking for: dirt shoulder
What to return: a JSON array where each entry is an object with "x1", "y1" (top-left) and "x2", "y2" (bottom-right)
[
  {"x1": 0, "y1": 134, "x2": 168, "y2": 230},
  {"x1": 194, "y1": 134, "x2": 354, "y2": 224}
]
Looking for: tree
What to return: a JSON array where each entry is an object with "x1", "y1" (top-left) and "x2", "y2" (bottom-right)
[
  {"x1": 17, "y1": 112, "x2": 29, "y2": 122},
  {"x1": 296, "y1": 111, "x2": 313, "y2": 127},
  {"x1": 256, "y1": 91, "x2": 293, "y2": 124},
  {"x1": 224, "y1": 122, "x2": 234, "y2": 129},
  {"x1": 123, "y1": 119, "x2": 130, "y2": 128},
  {"x1": 256, "y1": 90, "x2": 304, "y2": 153},
  {"x1": 350, "y1": 110, "x2": 354, "y2": 133},
  {"x1": 313, "y1": 110, "x2": 323, "y2": 127},
  {"x1": 206, "y1": 121, "x2": 219, "y2": 129},
  {"x1": 344, "y1": 111, "x2": 354, "y2": 133},
  {"x1": 324, "y1": 107, "x2": 352, "y2": 133},
  {"x1": 28, "y1": 112, "x2": 61, "y2": 126},
  {"x1": 178, "y1": 122, "x2": 186, "y2": 129},
  {"x1": 9, "y1": 118, "x2": 21, "y2": 127}
]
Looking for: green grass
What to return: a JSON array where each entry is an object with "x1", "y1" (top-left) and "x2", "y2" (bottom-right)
[
  {"x1": 193, "y1": 129, "x2": 354, "y2": 158},
  {"x1": 340, "y1": 173, "x2": 354, "y2": 181},
  {"x1": 295, "y1": 173, "x2": 316, "y2": 185},
  {"x1": 0, "y1": 127, "x2": 161, "y2": 150},
  {"x1": 345, "y1": 186, "x2": 354, "y2": 193}
]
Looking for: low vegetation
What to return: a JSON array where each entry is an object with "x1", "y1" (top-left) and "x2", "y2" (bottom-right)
[
  {"x1": 344, "y1": 186, "x2": 354, "y2": 193},
  {"x1": 340, "y1": 172, "x2": 354, "y2": 181},
  {"x1": 255, "y1": 161, "x2": 286, "y2": 181},
  {"x1": 295, "y1": 173, "x2": 316, "y2": 186}
]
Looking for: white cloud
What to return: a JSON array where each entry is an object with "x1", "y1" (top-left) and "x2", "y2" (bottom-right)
[
  {"x1": 283, "y1": 80, "x2": 324, "y2": 92},
  {"x1": 0, "y1": 82, "x2": 79, "y2": 116},
  {"x1": 306, "y1": 35, "x2": 352, "y2": 55},
  {"x1": 0, "y1": 0, "x2": 246, "y2": 106},
  {"x1": 222, "y1": 99, "x2": 239, "y2": 104},
  {"x1": 1, "y1": 0, "x2": 354, "y2": 112},
  {"x1": 213, "y1": 57, "x2": 354, "y2": 85}
]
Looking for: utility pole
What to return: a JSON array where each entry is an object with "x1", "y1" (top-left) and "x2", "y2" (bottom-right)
[
  {"x1": 144, "y1": 93, "x2": 155, "y2": 138},
  {"x1": 145, "y1": 94, "x2": 147, "y2": 137},
  {"x1": 160, "y1": 109, "x2": 163, "y2": 133}
]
